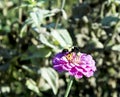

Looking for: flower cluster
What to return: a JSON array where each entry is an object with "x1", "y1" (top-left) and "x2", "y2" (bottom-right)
[{"x1": 52, "y1": 48, "x2": 96, "y2": 78}]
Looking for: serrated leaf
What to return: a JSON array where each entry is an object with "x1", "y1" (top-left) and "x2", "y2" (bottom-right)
[{"x1": 41, "y1": 67, "x2": 59, "y2": 95}]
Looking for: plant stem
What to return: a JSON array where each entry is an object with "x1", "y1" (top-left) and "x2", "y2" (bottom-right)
[
  {"x1": 61, "y1": 0, "x2": 66, "y2": 9},
  {"x1": 64, "y1": 76, "x2": 74, "y2": 97},
  {"x1": 55, "y1": 0, "x2": 66, "y2": 29},
  {"x1": 19, "y1": 0, "x2": 22, "y2": 23}
]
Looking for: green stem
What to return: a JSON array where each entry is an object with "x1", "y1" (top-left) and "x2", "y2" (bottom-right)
[
  {"x1": 61, "y1": 0, "x2": 66, "y2": 9},
  {"x1": 19, "y1": 0, "x2": 22, "y2": 23},
  {"x1": 55, "y1": 0, "x2": 66, "y2": 29},
  {"x1": 64, "y1": 76, "x2": 74, "y2": 97}
]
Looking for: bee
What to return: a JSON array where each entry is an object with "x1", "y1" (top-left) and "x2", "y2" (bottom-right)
[
  {"x1": 71, "y1": 46, "x2": 80, "y2": 53},
  {"x1": 62, "y1": 46, "x2": 81, "y2": 61},
  {"x1": 62, "y1": 48, "x2": 73, "y2": 61},
  {"x1": 62, "y1": 46, "x2": 80, "y2": 53},
  {"x1": 62, "y1": 49, "x2": 69, "y2": 53}
]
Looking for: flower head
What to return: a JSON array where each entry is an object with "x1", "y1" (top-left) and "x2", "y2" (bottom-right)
[{"x1": 52, "y1": 48, "x2": 96, "y2": 78}]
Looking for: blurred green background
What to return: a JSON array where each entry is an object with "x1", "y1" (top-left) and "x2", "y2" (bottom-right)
[{"x1": 0, "y1": 0, "x2": 120, "y2": 97}]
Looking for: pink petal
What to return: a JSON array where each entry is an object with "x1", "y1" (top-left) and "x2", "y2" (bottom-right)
[
  {"x1": 75, "y1": 72, "x2": 83, "y2": 78},
  {"x1": 62, "y1": 65, "x2": 71, "y2": 71},
  {"x1": 69, "y1": 67, "x2": 77, "y2": 76},
  {"x1": 53, "y1": 65, "x2": 63, "y2": 72},
  {"x1": 85, "y1": 71, "x2": 94, "y2": 77}
]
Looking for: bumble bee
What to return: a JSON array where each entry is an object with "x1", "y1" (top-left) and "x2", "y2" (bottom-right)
[
  {"x1": 62, "y1": 46, "x2": 81, "y2": 61},
  {"x1": 62, "y1": 46, "x2": 80, "y2": 53},
  {"x1": 71, "y1": 46, "x2": 80, "y2": 53},
  {"x1": 62, "y1": 49, "x2": 69, "y2": 53}
]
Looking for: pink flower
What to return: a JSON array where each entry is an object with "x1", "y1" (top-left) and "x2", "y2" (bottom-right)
[{"x1": 52, "y1": 50, "x2": 96, "y2": 78}]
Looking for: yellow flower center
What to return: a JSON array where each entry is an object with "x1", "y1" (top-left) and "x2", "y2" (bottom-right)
[
  {"x1": 65, "y1": 53, "x2": 73, "y2": 61},
  {"x1": 65, "y1": 52, "x2": 81, "y2": 64}
]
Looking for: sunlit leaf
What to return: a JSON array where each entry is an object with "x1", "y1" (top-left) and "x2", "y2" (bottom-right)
[
  {"x1": 40, "y1": 34, "x2": 57, "y2": 50},
  {"x1": 112, "y1": 44, "x2": 120, "y2": 52},
  {"x1": 58, "y1": 29, "x2": 73, "y2": 46},
  {"x1": 38, "y1": 78, "x2": 51, "y2": 91},
  {"x1": 51, "y1": 30, "x2": 67, "y2": 47},
  {"x1": 61, "y1": 9, "x2": 67, "y2": 20},
  {"x1": 41, "y1": 67, "x2": 59, "y2": 95},
  {"x1": 26, "y1": 79, "x2": 42, "y2": 96},
  {"x1": 21, "y1": 65, "x2": 36, "y2": 74},
  {"x1": 30, "y1": 8, "x2": 51, "y2": 27},
  {"x1": 20, "y1": 24, "x2": 27, "y2": 37},
  {"x1": 20, "y1": 18, "x2": 33, "y2": 37},
  {"x1": 1, "y1": 86, "x2": 10, "y2": 93},
  {"x1": 51, "y1": 29, "x2": 73, "y2": 48},
  {"x1": 30, "y1": 10, "x2": 43, "y2": 27}
]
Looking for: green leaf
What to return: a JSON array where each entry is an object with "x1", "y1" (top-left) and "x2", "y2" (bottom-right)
[
  {"x1": 101, "y1": 16, "x2": 120, "y2": 27},
  {"x1": 11, "y1": 81, "x2": 23, "y2": 94},
  {"x1": 58, "y1": 29, "x2": 73, "y2": 46},
  {"x1": 51, "y1": 30, "x2": 67, "y2": 47},
  {"x1": 26, "y1": 79, "x2": 42, "y2": 96},
  {"x1": 112, "y1": 44, "x2": 120, "y2": 52},
  {"x1": 51, "y1": 29, "x2": 73, "y2": 48},
  {"x1": 20, "y1": 18, "x2": 33, "y2": 37},
  {"x1": 91, "y1": 38, "x2": 104, "y2": 48},
  {"x1": 41, "y1": 67, "x2": 59, "y2": 95},
  {"x1": 30, "y1": 8, "x2": 50, "y2": 28},
  {"x1": 86, "y1": 32, "x2": 104, "y2": 51},
  {"x1": 61, "y1": 9, "x2": 67, "y2": 20},
  {"x1": 20, "y1": 24, "x2": 27, "y2": 37},
  {"x1": 1, "y1": 86, "x2": 10, "y2": 93},
  {"x1": 109, "y1": 0, "x2": 120, "y2": 4},
  {"x1": 0, "y1": 63, "x2": 10, "y2": 71},
  {"x1": 108, "y1": 68, "x2": 117, "y2": 76},
  {"x1": 30, "y1": 10, "x2": 43, "y2": 27},
  {"x1": 40, "y1": 34, "x2": 57, "y2": 50},
  {"x1": 114, "y1": 0, "x2": 120, "y2": 4},
  {"x1": 21, "y1": 65, "x2": 35, "y2": 74},
  {"x1": 21, "y1": 46, "x2": 52, "y2": 60}
]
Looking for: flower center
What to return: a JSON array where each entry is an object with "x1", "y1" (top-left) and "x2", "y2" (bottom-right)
[
  {"x1": 65, "y1": 52, "x2": 81, "y2": 64},
  {"x1": 65, "y1": 53, "x2": 73, "y2": 61}
]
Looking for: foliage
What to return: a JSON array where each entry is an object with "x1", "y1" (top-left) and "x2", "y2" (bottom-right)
[{"x1": 0, "y1": 0, "x2": 120, "y2": 97}]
